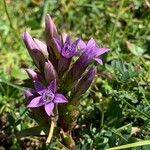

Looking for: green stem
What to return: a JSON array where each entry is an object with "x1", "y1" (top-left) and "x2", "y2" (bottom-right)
[
  {"x1": 3, "y1": 0, "x2": 21, "y2": 42},
  {"x1": 111, "y1": 0, "x2": 125, "y2": 48},
  {"x1": 100, "y1": 110, "x2": 104, "y2": 128},
  {"x1": 0, "y1": 78, "x2": 25, "y2": 91},
  {"x1": 3, "y1": 0, "x2": 14, "y2": 29},
  {"x1": 46, "y1": 120, "x2": 55, "y2": 143},
  {"x1": 122, "y1": 98, "x2": 150, "y2": 119}
]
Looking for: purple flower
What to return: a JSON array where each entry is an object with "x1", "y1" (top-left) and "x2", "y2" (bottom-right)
[
  {"x1": 65, "y1": 38, "x2": 108, "y2": 86},
  {"x1": 54, "y1": 36, "x2": 80, "y2": 74},
  {"x1": 78, "y1": 38, "x2": 109, "y2": 64},
  {"x1": 54, "y1": 36, "x2": 80, "y2": 59},
  {"x1": 27, "y1": 80, "x2": 68, "y2": 116}
]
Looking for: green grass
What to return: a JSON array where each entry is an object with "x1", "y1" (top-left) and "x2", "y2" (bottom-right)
[{"x1": 0, "y1": 0, "x2": 150, "y2": 149}]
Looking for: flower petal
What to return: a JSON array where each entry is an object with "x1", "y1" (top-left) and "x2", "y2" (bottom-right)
[
  {"x1": 45, "y1": 14, "x2": 60, "y2": 58},
  {"x1": 75, "y1": 67, "x2": 96, "y2": 96},
  {"x1": 87, "y1": 38, "x2": 96, "y2": 49},
  {"x1": 34, "y1": 38, "x2": 48, "y2": 59},
  {"x1": 64, "y1": 36, "x2": 71, "y2": 45},
  {"x1": 61, "y1": 32, "x2": 68, "y2": 44},
  {"x1": 94, "y1": 58, "x2": 103, "y2": 64},
  {"x1": 24, "y1": 89, "x2": 35, "y2": 98},
  {"x1": 58, "y1": 56, "x2": 71, "y2": 74},
  {"x1": 44, "y1": 102, "x2": 54, "y2": 116},
  {"x1": 53, "y1": 38, "x2": 62, "y2": 52},
  {"x1": 54, "y1": 93, "x2": 68, "y2": 103},
  {"x1": 25, "y1": 69, "x2": 38, "y2": 80},
  {"x1": 27, "y1": 96, "x2": 43, "y2": 107},
  {"x1": 23, "y1": 32, "x2": 46, "y2": 68},
  {"x1": 34, "y1": 81, "x2": 46, "y2": 94},
  {"x1": 44, "y1": 61, "x2": 57, "y2": 83},
  {"x1": 78, "y1": 39, "x2": 86, "y2": 50},
  {"x1": 48, "y1": 79, "x2": 56, "y2": 93},
  {"x1": 96, "y1": 48, "x2": 109, "y2": 56}
]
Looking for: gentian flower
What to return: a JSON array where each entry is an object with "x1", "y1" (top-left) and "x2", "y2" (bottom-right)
[
  {"x1": 27, "y1": 80, "x2": 68, "y2": 116},
  {"x1": 54, "y1": 36, "x2": 80, "y2": 59},
  {"x1": 23, "y1": 14, "x2": 109, "y2": 138},
  {"x1": 65, "y1": 38, "x2": 108, "y2": 88},
  {"x1": 79, "y1": 38, "x2": 109, "y2": 64},
  {"x1": 54, "y1": 36, "x2": 80, "y2": 74}
]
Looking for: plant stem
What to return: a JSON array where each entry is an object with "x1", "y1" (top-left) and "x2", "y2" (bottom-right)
[
  {"x1": 122, "y1": 99, "x2": 150, "y2": 119},
  {"x1": 111, "y1": 0, "x2": 125, "y2": 48},
  {"x1": 3, "y1": 0, "x2": 21, "y2": 42},
  {"x1": 46, "y1": 120, "x2": 55, "y2": 143},
  {"x1": 3, "y1": 0, "x2": 14, "y2": 29}
]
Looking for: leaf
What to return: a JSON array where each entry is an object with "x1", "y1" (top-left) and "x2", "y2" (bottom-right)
[
  {"x1": 126, "y1": 41, "x2": 146, "y2": 56},
  {"x1": 111, "y1": 60, "x2": 125, "y2": 74},
  {"x1": 16, "y1": 126, "x2": 49, "y2": 138},
  {"x1": 107, "y1": 140, "x2": 150, "y2": 150}
]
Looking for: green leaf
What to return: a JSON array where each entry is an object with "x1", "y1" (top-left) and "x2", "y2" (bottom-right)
[
  {"x1": 16, "y1": 126, "x2": 49, "y2": 138},
  {"x1": 107, "y1": 140, "x2": 150, "y2": 150},
  {"x1": 127, "y1": 42, "x2": 146, "y2": 56}
]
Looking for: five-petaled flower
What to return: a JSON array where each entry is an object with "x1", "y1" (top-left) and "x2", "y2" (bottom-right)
[
  {"x1": 54, "y1": 36, "x2": 80, "y2": 59},
  {"x1": 27, "y1": 80, "x2": 68, "y2": 116}
]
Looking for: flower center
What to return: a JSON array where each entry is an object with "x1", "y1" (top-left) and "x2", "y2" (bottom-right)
[
  {"x1": 63, "y1": 45, "x2": 72, "y2": 54},
  {"x1": 62, "y1": 44, "x2": 76, "y2": 59},
  {"x1": 42, "y1": 90, "x2": 54, "y2": 102}
]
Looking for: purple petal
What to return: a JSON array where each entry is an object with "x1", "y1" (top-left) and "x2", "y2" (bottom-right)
[
  {"x1": 34, "y1": 38, "x2": 48, "y2": 59},
  {"x1": 94, "y1": 58, "x2": 103, "y2": 64},
  {"x1": 24, "y1": 90, "x2": 34, "y2": 98},
  {"x1": 61, "y1": 32, "x2": 68, "y2": 44},
  {"x1": 45, "y1": 14, "x2": 60, "y2": 58},
  {"x1": 75, "y1": 67, "x2": 97, "y2": 96},
  {"x1": 45, "y1": 14, "x2": 58, "y2": 38},
  {"x1": 34, "y1": 81, "x2": 46, "y2": 94},
  {"x1": 48, "y1": 79, "x2": 56, "y2": 93},
  {"x1": 64, "y1": 36, "x2": 71, "y2": 45},
  {"x1": 54, "y1": 93, "x2": 68, "y2": 103},
  {"x1": 25, "y1": 89, "x2": 37, "y2": 105},
  {"x1": 23, "y1": 32, "x2": 38, "y2": 50},
  {"x1": 58, "y1": 56, "x2": 71, "y2": 74},
  {"x1": 61, "y1": 36, "x2": 79, "y2": 58},
  {"x1": 72, "y1": 38, "x2": 80, "y2": 49},
  {"x1": 53, "y1": 38, "x2": 62, "y2": 52},
  {"x1": 25, "y1": 69, "x2": 38, "y2": 80},
  {"x1": 44, "y1": 102, "x2": 54, "y2": 116},
  {"x1": 23, "y1": 32, "x2": 46, "y2": 68},
  {"x1": 87, "y1": 38, "x2": 96, "y2": 49},
  {"x1": 78, "y1": 39, "x2": 86, "y2": 50},
  {"x1": 95, "y1": 48, "x2": 109, "y2": 56},
  {"x1": 27, "y1": 96, "x2": 43, "y2": 107},
  {"x1": 44, "y1": 61, "x2": 56, "y2": 83}
]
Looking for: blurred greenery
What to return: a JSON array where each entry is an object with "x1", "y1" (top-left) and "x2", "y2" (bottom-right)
[{"x1": 0, "y1": 0, "x2": 150, "y2": 149}]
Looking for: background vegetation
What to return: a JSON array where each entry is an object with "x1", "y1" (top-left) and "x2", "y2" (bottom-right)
[{"x1": 0, "y1": 0, "x2": 150, "y2": 149}]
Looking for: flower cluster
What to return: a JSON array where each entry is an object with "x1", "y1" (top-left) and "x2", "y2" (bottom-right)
[{"x1": 23, "y1": 14, "x2": 108, "y2": 117}]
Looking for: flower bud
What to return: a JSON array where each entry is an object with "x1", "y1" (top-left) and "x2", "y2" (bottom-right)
[
  {"x1": 44, "y1": 60, "x2": 57, "y2": 84},
  {"x1": 23, "y1": 32, "x2": 46, "y2": 68},
  {"x1": 75, "y1": 67, "x2": 96, "y2": 96},
  {"x1": 25, "y1": 69, "x2": 38, "y2": 80},
  {"x1": 34, "y1": 38, "x2": 48, "y2": 59},
  {"x1": 45, "y1": 14, "x2": 60, "y2": 58}
]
